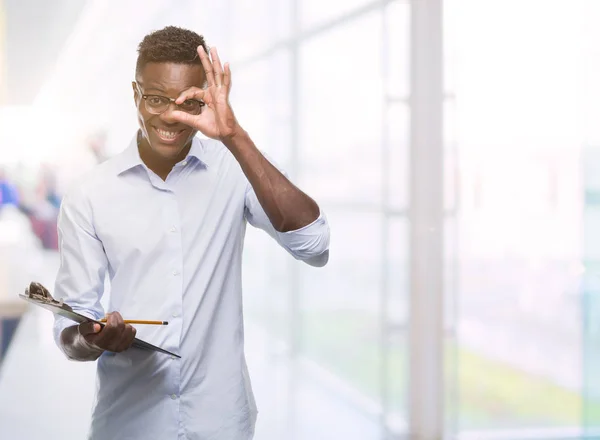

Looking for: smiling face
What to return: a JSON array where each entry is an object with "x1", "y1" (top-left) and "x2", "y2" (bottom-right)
[{"x1": 133, "y1": 62, "x2": 206, "y2": 163}]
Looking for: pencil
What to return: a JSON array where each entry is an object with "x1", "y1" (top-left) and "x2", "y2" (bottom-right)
[{"x1": 99, "y1": 319, "x2": 169, "y2": 325}]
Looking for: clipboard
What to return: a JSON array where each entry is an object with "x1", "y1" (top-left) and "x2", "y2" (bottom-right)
[{"x1": 19, "y1": 288, "x2": 181, "y2": 359}]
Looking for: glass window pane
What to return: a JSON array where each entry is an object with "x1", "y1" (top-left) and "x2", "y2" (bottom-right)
[
  {"x1": 446, "y1": 0, "x2": 586, "y2": 434},
  {"x1": 582, "y1": 268, "x2": 600, "y2": 435},
  {"x1": 300, "y1": 0, "x2": 375, "y2": 30},
  {"x1": 385, "y1": 1, "x2": 410, "y2": 98},
  {"x1": 385, "y1": 328, "x2": 408, "y2": 435},
  {"x1": 445, "y1": 217, "x2": 460, "y2": 434},
  {"x1": 583, "y1": 0, "x2": 600, "y2": 147},
  {"x1": 383, "y1": 218, "x2": 409, "y2": 434},
  {"x1": 298, "y1": 11, "x2": 383, "y2": 206},
  {"x1": 229, "y1": 0, "x2": 292, "y2": 60},
  {"x1": 386, "y1": 104, "x2": 409, "y2": 211},
  {"x1": 444, "y1": 0, "x2": 459, "y2": 95},
  {"x1": 234, "y1": 52, "x2": 293, "y2": 341},
  {"x1": 299, "y1": 209, "x2": 383, "y2": 406},
  {"x1": 444, "y1": 100, "x2": 458, "y2": 214},
  {"x1": 295, "y1": 212, "x2": 408, "y2": 437},
  {"x1": 385, "y1": 218, "x2": 409, "y2": 327},
  {"x1": 232, "y1": 50, "x2": 293, "y2": 167},
  {"x1": 583, "y1": 0, "x2": 600, "y2": 420},
  {"x1": 455, "y1": 152, "x2": 583, "y2": 431}
]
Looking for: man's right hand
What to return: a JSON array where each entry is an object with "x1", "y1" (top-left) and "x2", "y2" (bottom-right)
[{"x1": 78, "y1": 311, "x2": 137, "y2": 353}]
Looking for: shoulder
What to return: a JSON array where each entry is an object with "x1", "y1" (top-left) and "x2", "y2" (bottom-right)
[
  {"x1": 196, "y1": 137, "x2": 244, "y2": 178},
  {"x1": 197, "y1": 137, "x2": 234, "y2": 164},
  {"x1": 60, "y1": 156, "x2": 121, "y2": 209},
  {"x1": 196, "y1": 136, "x2": 286, "y2": 173}
]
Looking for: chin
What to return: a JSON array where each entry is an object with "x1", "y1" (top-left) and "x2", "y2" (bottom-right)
[
  {"x1": 152, "y1": 142, "x2": 187, "y2": 159},
  {"x1": 147, "y1": 133, "x2": 191, "y2": 156}
]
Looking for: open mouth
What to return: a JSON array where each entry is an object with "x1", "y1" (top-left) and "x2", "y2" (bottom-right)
[{"x1": 153, "y1": 126, "x2": 185, "y2": 143}]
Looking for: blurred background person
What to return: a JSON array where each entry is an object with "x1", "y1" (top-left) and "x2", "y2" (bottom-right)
[
  {"x1": 0, "y1": 168, "x2": 19, "y2": 210},
  {"x1": 29, "y1": 164, "x2": 60, "y2": 250}
]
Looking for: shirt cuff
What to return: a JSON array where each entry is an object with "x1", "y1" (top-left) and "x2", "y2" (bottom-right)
[
  {"x1": 52, "y1": 309, "x2": 100, "y2": 351},
  {"x1": 275, "y1": 210, "x2": 330, "y2": 260}
]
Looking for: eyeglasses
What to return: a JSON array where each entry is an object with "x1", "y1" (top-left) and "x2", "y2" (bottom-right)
[{"x1": 135, "y1": 81, "x2": 205, "y2": 115}]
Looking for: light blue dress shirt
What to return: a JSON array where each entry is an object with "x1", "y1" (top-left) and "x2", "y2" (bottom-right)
[{"x1": 52, "y1": 133, "x2": 330, "y2": 440}]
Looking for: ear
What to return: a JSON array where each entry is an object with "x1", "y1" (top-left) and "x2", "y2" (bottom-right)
[{"x1": 132, "y1": 81, "x2": 139, "y2": 101}]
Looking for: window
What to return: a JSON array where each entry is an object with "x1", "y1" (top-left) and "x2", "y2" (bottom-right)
[
  {"x1": 300, "y1": 0, "x2": 378, "y2": 30},
  {"x1": 298, "y1": 11, "x2": 383, "y2": 207},
  {"x1": 446, "y1": 0, "x2": 586, "y2": 434}
]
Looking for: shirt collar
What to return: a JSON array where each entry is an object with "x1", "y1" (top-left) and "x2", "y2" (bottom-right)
[{"x1": 116, "y1": 131, "x2": 208, "y2": 175}]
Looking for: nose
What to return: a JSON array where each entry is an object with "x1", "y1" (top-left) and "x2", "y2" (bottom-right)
[{"x1": 159, "y1": 102, "x2": 179, "y2": 125}]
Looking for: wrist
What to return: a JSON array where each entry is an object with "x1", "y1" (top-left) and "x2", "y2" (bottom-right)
[
  {"x1": 77, "y1": 333, "x2": 104, "y2": 354},
  {"x1": 73, "y1": 334, "x2": 104, "y2": 361},
  {"x1": 60, "y1": 325, "x2": 104, "y2": 361},
  {"x1": 221, "y1": 125, "x2": 249, "y2": 149}
]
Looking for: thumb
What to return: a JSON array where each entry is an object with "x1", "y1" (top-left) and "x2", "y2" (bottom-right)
[{"x1": 79, "y1": 321, "x2": 102, "y2": 336}]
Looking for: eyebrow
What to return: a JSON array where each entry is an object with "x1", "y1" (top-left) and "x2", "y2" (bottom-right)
[
  {"x1": 141, "y1": 85, "x2": 166, "y2": 93},
  {"x1": 138, "y1": 83, "x2": 202, "y2": 96}
]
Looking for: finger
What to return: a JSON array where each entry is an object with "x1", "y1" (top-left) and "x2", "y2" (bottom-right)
[
  {"x1": 94, "y1": 312, "x2": 124, "y2": 348},
  {"x1": 109, "y1": 311, "x2": 126, "y2": 332},
  {"x1": 210, "y1": 47, "x2": 224, "y2": 87},
  {"x1": 170, "y1": 110, "x2": 201, "y2": 128},
  {"x1": 197, "y1": 45, "x2": 215, "y2": 87},
  {"x1": 79, "y1": 321, "x2": 102, "y2": 337},
  {"x1": 175, "y1": 87, "x2": 206, "y2": 105},
  {"x1": 116, "y1": 325, "x2": 137, "y2": 352},
  {"x1": 224, "y1": 63, "x2": 232, "y2": 90},
  {"x1": 91, "y1": 325, "x2": 114, "y2": 348}
]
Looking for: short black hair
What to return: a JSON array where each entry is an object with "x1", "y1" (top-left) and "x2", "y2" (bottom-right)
[{"x1": 135, "y1": 26, "x2": 208, "y2": 76}]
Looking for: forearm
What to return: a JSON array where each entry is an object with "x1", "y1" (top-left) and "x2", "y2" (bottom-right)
[
  {"x1": 60, "y1": 325, "x2": 104, "y2": 362},
  {"x1": 224, "y1": 129, "x2": 320, "y2": 232}
]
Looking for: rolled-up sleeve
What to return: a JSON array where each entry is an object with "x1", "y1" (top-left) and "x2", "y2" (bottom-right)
[
  {"x1": 52, "y1": 186, "x2": 108, "y2": 351},
  {"x1": 243, "y1": 163, "x2": 330, "y2": 267}
]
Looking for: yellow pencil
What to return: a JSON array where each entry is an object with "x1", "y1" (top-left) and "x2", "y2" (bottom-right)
[{"x1": 99, "y1": 319, "x2": 168, "y2": 325}]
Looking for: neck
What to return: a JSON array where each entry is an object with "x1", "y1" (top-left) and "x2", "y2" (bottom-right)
[{"x1": 138, "y1": 134, "x2": 192, "y2": 180}]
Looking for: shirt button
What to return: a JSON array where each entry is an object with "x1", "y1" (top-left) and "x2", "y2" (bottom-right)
[
  {"x1": 169, "y1": 226, "x2": 177, "y2": 233},
  {"x1": 171, "y1": 356, "x2": 177, "y2": 360},
  {"x1": 172, "y1": 312, "x2": 179, "y2": 318},
  {"x1": 172, "y1": 270, "x2": 180, "y2": 276},
  {"x1": 181, "y1": 160, "x2": 187, "y2": 166},
  {"x1": 171, "y1": 394, "x2": 177, "y2": 400}
]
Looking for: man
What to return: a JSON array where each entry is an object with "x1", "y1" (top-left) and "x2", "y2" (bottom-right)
[{"x1": 53, "y1": 26, "x2": 329, "y2": 440}]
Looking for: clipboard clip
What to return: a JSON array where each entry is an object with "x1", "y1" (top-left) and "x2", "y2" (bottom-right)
[{"x1": 25, "y1": 281, "x2": 72, "y2": 311}]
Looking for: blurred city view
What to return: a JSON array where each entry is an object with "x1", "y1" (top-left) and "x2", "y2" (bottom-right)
[{"x1": 1, "y1": 0, "x2": 600, "y2": 439}]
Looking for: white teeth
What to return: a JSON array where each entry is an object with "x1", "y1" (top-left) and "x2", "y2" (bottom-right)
[{"x1": 156, "y1": 128, "x2": 179, "y2": 139}]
